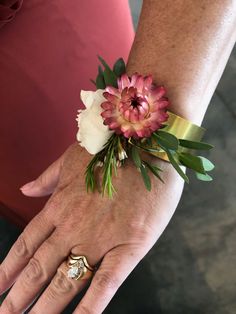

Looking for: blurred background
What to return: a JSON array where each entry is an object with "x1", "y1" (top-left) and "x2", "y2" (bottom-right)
[{"x1": 1, "y1": 1, "x2": 236, "y2": 313}]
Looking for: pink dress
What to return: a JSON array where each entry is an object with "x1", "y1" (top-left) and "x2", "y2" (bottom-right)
[{"x1": 0, "y1": 0, "x2": 134, "y2": 227}]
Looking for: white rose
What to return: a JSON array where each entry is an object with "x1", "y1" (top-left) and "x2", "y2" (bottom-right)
[{"x1": 76, "y1": 89, "x2": 114, "y2": 154}]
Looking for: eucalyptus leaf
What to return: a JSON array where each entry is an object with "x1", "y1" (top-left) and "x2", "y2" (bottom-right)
[
  {"x1": 113, "y1": 58, "x2": 126, "y2": 77},
  {"x1": 198, "y1": 156, "x2": 215, "y2": 171},
  {"x1": 140, "y1": 164, "x2": 151, "y2": 191},
  {"x1": 179, "y1": 139, "x2": 213, "y2": 150},
  {"x1": 154, "y1": 130, "x2": 179, "y2": 150},
  {"x1": 196, "y1": 172, "x2": 213, "y2": 181},
  {"x1": 179, "y1": 152, "x2": 205, "y2": 174},
  {"x1": 165, "y1": 149, "x2": 189, "y2": 183},
  {"x1": 131, "y1": 146, "x2": 142, "y2": 168}
]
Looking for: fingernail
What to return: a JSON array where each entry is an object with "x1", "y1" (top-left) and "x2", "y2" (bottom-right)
[{"x1": 20, "y1": 180, "x2": 35, "y2": 191}]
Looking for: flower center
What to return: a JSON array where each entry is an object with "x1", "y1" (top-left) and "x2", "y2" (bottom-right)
[
  {"x1": 131, "y1": 97, "x2": 140, "y2": 108},
  {"x1": 131, "y1": 98, "x2": 139, "y2": 108}
]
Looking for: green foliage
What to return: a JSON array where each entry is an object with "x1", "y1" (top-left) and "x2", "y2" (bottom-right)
[
  {"x1": 131, "y1": 146, "x2": 142, "y2": 168},
  {"x1": 179, "y1": 139, "x2": 213, "y2": 150},
  {"x1": 140, "y1": 163, "x2": 151, "y2": 191},
  {"x1": 195, "y1": 172, "x2": 213, "y2": 181},
  {"x1": 103, "y1": 67, "x2": 117, "y2": 88},
  {"x1": 153, "y1": 130, "x2": 179, "y2": 150},
  {"x1": 198, "y1": 156, "x2": 215, "y2": 171},
  {"x1": 90, "y1": 56, "x2": 126, "y2": 89},
  {"x1": 113, "y1": 58, "x2": 126, "y2": 77},
  {"x1": 96, "y1": 74, "x2": 106, "y2": 89},
  {"x1": 98, "y1": 55, "x2": 118, "y2": 88},
  {"x1": 85, "y1": 154, "x2": 100, "y2": 192},
  {"x1": 165, "y1": 149, "x2": 189, "y2": 183},
  {"x1": 143, "y1": 161, "x2": 164, "y2": 183},
  {"x1": 90, "y1": 79, "x2": 96, "y2": 86},
  {"x1": 102, "y1": 139, "x2": 116, "y2": 197},
  {"x1": 85, "y1": 134, "x2": 119, "y2": 197},
  {"x1": 178, "y1": 152, "x2": 205, "y2": 174}
]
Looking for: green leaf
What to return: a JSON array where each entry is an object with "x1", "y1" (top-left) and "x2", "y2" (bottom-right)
[
  {"x1": 178, "y1": 152, "x2": 205, "y2": 174},
  {"x1": 165, "y1": 149, "x2": 189, "y2": 183},
  {"x1": 196, "y1": 172, "x2": 213, "y2": 181},
  {"x1": 85, "y1": 155, "x2": 99, "y2": 192},
  {"x1": 100, "y1": 134, "x2": 118, "y2": 197},
  {"x1": 113, "y1": 58, "x2": 126, "y2": 77},
  {"x1": 113, "y1": 156, "x2": 118, "y2": 176},
  {"x1": 140, "y1": 164, "x2": 151, "y2": 191},
  {"x1": 103, "y1": 67, "x2": 118, "y2": 87},
  {"x1": 96, "y1": 73, "x2": 106, "y2": 89},
  {"x1": 98, "y1": 55, "x2": 112, "y2": 71},
  {"x1": 98, "y1": 55, "x2": 118, "y2": 87},
  {"x1": 129, "y1": 138, "x2": 162, "y2": 154},
  {"x1": 179, "y1": 139, "x2": 213, "y2": 150},
  {"x1": 143, "y1": 161, "x2": 164, "y2": 183},
  {"x1": 131, "y1": 146, "x2": 142, "y2": 168},
  {"x1": 198, "y1": 156, "x2": 215, "y2": 172},
  {"x1": 153, "y1": 130, "x2": 179, "y2": 150},
  {"x1": 144, "y1": 137, "x2": 153, "y2": 146},
  {"x1": 98, "y1": 65, "x2": 103, "y2": 76}
]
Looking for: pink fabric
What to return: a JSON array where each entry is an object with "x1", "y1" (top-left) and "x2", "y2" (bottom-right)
[
  {"x1": 0, "y1": 0, "x2": 23, "y2": 29},
  {"x1": 0, "y1": 0, "x2": 134, "y2": 227}
]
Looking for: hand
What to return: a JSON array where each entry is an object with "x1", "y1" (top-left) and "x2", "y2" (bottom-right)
[{"x1": 0, "y1": 142, "x2": 184, "y2": 314}]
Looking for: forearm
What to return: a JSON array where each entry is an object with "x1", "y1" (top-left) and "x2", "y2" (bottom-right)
[{"x1": 127, "y1": 0, "x2": 236, "y2": 124}]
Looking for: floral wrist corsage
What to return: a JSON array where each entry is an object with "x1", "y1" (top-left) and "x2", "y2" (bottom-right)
[{"x1": 76, "y1": 56, "x2": 215, "y2": 197}]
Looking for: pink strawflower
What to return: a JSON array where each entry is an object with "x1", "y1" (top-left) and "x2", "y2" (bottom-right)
[{"x1": 100, "y1": 73, "x2": 169, "y2": 138}]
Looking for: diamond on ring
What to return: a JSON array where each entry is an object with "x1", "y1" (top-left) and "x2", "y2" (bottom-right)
[
  {"x1": 67, "y1": 255, "x2": 94, "y2": 280},
  {"x1": 67, "y1": 258, "x2": 85, "y2": 280},
  {"x1": 67, "y1": 266, "x2": 81, "y2": 279}
]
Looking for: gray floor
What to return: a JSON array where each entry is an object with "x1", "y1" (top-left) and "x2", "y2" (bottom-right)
[{"x1": 1, "y1": 1, "x2": 236, "y2": 313}]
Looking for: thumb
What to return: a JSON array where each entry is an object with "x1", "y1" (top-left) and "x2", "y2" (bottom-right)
[{"x1": 20, "y1": 154, "x2": 64, "y2": 197}]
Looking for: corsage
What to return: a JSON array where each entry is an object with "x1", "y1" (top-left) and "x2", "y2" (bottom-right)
[{"x1": 76, "y1": 56, "x2": 215, "y2": 197}]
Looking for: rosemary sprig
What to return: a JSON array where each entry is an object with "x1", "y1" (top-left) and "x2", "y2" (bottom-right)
[
  {"x1": 85, "y1": 134, "x2": 120, "y2": 197},
  {"x1": 102, "y1": 135, "x2": 118, "y2": 197}
]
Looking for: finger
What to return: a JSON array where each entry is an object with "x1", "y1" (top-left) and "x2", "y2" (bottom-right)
[
  {"x1": 73, "y1": 245, "x2": 144, "y2": 314},
  {"x1": 0, "y1": 212, "x2": 54, "y2": 295},
  {"x1": 20, "y1": 154, "x2": 64, "y2": 197},
  {"x1": 28, "y1": 247, "x2": 102, "y2": 314},
  {"x1": 0, "y1": 230, "x2": 69, "y2": 314}
]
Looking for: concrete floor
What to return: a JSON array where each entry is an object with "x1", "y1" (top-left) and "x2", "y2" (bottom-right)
[{"x1": 1, "y1": 1, "x2": 236, "y2": 313}]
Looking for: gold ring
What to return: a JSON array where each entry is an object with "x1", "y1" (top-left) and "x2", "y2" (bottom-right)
[{"x1": 67, "y1": 254, "x2": 94, "y2": 280}]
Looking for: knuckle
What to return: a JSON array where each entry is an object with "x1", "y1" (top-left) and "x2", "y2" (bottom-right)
[
  {"x1": 78, "y1": 303, "x2": 94, "y2": 314},
  {"x1": 2, "y1": 297, "x2": 17, "y2": 313},
  {"x1": 23, "y1": 257, "x2": 47, "y2": 285},
  {"x1": 13, "y1": 234, "x2": 31, "y2": 258},
  {"x1": 48, "y1": 270, "x2": 74, "y2": 298},
  {"x1": 0, "y1": 266, "x2": 8, "y2": 283},
  {"x1": 94, "y1": 271, "x2": 119, "y2": 291},
  {"x1": 128, "y1": 219, "x2": 152, "y2": 240}
]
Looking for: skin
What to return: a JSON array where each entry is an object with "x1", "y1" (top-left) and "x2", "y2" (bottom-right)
[{"x1": 0, "y1": 0, "x2": 236, "y2": 313}]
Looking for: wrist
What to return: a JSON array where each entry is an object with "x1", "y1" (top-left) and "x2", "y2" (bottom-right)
[{"x1": 126, "y1": 64, "x2": 206, "y2": 126}]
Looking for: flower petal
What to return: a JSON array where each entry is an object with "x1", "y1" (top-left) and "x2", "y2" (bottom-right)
[
  {"x1": 118, "y1": 74, "x2": 130, "y2": 90},
  {"x1": 80, "y1": 89, "x2": 105, "y2": 109},
  {"x1": 77, "y1": 89, "x2": 114, "y2": 154}
]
